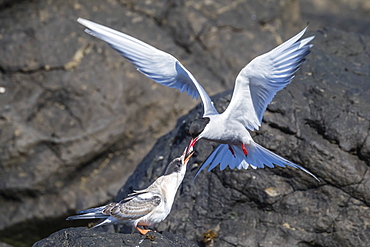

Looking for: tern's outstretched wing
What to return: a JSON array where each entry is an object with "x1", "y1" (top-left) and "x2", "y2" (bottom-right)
[
  {"x1": 195, "y1": 143, "x2": 319, "y2": 181},
  {"x1": 77, "y1": 18, "x2": 218, "y2": 116},
  {"x1": 223, "y1": 27, "x2": 314, "y2": 130}
]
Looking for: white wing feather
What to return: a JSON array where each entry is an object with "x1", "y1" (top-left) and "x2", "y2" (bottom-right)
[
  {"x1": 77, "y1": 18, "x2": 218, "y2": 116},
  {"x1": 223, "y1": 27, "x2": 314, "y2": 130}
]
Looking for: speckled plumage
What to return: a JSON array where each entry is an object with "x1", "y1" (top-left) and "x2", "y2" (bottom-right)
[{"x1": 67, "y1": 150, "x2": 193, "y2": 231}]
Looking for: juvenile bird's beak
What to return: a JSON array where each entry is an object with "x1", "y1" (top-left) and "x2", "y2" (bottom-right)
[{"x1": 184, "y1": 150, "x2": 194, "y2": 164}]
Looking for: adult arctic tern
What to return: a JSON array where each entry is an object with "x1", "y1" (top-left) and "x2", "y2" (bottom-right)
[
  {"x1": 67, "y1": 149, "x2": 194, "y2": 234},
  {"x1": 77, "y1": 18, "x2": 319, "y2": 181}
]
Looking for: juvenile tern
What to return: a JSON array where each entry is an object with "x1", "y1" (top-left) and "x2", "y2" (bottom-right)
[
  {"x1": 67, "y1": 150, "x2": 194, "y2": 234},
  {"x1": 77, "y1": 18, "x2": 318, "y2": 181}
]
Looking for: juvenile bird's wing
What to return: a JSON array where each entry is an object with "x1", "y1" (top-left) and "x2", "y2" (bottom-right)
[
  {"x1": 110, "y1": 191, "x2": 162, "y2": 220},
  {"x1": 223, "y1": 27, "x2": 314, "y2": 130},
  {"x1": 77, "y1": 18, "x2": 218, "y2": 116}
]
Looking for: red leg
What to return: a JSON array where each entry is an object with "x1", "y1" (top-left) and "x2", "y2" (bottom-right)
[
  {"x1": 228, "y1": 145, "x2": 236, "y2": 157},
  {"x1": 242, "y1": 144, "x2": 248, "y2": 157}
]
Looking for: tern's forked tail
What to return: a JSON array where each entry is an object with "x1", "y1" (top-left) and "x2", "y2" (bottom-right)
[{"x1": 195, "y1": 143, "x2": 319, "y2": 181}]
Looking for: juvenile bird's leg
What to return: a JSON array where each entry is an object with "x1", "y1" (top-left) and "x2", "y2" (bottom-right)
[
  {"x1": 136, "y1": 226, "x2": 151, "y2": 235},
  {"x1": 242, "y1": 144, "x2": 248, "y2": 157},
  {"x1": 228, "y1": 145, "x2": 236, "y2": 158}
]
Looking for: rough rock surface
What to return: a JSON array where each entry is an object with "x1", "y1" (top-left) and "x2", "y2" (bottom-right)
[
  {"x1": 116, "y1": 28, "x2": 370, "y2": 247},
  {"x1": 0, "y1": 0, "x2": 369, "y2": 246},
  {"x1": 0, "y1": 242, "x2": 12, "y2": 247},
  {"x1": 0, "y1": 1, "x2": 288, "y2": 238},
  {"x1": 32, "y1": 227, "x2": 198, "y2": 247}
]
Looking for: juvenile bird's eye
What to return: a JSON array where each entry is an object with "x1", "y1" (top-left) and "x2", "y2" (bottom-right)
[{"x1": 164, "y1": 158, "x2": 182, "y2": 175}]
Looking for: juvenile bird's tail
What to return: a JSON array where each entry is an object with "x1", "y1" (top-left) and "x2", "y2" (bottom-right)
[
  {"x1": 66, "y1": 206, "x2": 108, "y2": 221},
  {"x1": 195, "y1": 143, "x2": 319, "y2": 181}
]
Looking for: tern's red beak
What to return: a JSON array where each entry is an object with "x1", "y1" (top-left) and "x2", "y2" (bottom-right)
[{"x1": 186, "y1": 137, "x2": 198, "y2": 155}]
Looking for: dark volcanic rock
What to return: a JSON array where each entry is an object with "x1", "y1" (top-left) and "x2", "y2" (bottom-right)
[
  {"x1": 32, "y1": 227, "x2": 198, "y2": 247},
  {"x1": 116, "y1": 28, "x2": 370, "y2": 247},
  {"x1": 0, "y1": 242, "x2": 12, "y2": 247},
  {"x1": 1, "y1": 0, "x2": 370, "y2": 246},
  {"x1": 0, "y1": 0, "x2": 316, "y2": 244}
]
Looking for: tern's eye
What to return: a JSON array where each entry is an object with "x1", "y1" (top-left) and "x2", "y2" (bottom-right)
[
  {"x1": 189, "y1": 117, "x2": 210, "y2": 138},
  {"x1": 164, "y1": 158, "x2": 182, "y2": 175},
  {"x1": 173, "y1": 160, "x2": 182, "y2": 172},
  {"x1": 176, "y1": 161, "x2": 181, "y2": 169}
]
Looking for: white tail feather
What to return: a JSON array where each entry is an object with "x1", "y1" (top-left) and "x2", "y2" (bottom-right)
[{"x1": 195, "y1": 143, "x2": 319, "y2": 181}]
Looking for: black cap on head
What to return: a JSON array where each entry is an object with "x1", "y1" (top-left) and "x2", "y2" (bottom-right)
[
  {"x1": 164, "y1": 158, "x2": 182, "y2": 175},
  {"x1": 189, "y1": 117, "x2": 210, "y2": 138}
]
